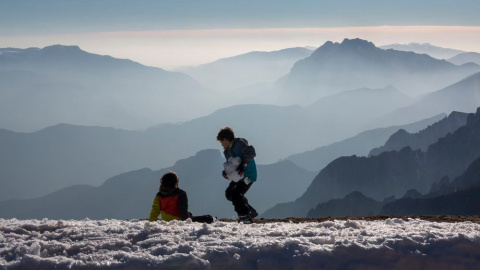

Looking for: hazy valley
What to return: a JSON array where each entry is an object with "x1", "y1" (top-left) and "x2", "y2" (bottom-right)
[{"x1": 1, "y1": 38, "x2": 480, "y2": 220}]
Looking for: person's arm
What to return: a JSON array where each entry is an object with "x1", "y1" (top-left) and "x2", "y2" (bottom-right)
[
  {"x1": 223, "y1": 149, "x2": 230, "y2": 161},
  {"x1": 149, "y1": 195, "x2": 161, "y2": 221},
  {"x1": 238, "y1": 138, "x2": 256, "y2": 164},
  {"x1": 178, "y1": 190, "x2": 189, "y2": 220}
]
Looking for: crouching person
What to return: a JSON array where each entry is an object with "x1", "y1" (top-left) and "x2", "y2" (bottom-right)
[
  {"x1": 149, "y1": 171, "x2": 189, "y2": 222},
  {"x1": 149, "y1": 171, "x2": 216, "y2": 224}
]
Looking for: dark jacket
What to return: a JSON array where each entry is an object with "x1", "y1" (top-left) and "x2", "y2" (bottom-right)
[
  {"x1": 224, "y1": 138, "x2": 257, "y2": 183},
  {"x1": 149, "y1": 187, "x2": 189, "y2": 221},
  {"x1": 223, "y1": 138, "x2": 256, "y2": 163}
]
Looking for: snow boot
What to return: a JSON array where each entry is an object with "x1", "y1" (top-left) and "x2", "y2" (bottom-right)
[
  {"x1": 238, "y1": 215, "x2": 253, "y2": 224},
  {"x1": 248, "y1": 206, "x2": 258, "y2": 219}
]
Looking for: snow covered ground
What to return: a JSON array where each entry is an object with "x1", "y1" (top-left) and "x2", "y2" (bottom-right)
[{"x1": 1, "y1": 218, "x2": 480, "y2": 270}]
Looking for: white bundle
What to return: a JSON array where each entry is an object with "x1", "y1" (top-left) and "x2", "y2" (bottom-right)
[{"x1": 223, "y1": 156, "x2": 243, "y2": 182}]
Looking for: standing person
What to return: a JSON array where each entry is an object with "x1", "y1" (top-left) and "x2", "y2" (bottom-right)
[
  {"x1": 217, "y1": 126, "x2": 258, "y2": 224},
  {"x1": 149, "y1": 171, "x2": 189, "y2": 222}
]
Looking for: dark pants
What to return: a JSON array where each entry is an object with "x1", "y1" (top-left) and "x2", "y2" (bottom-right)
[{"x1": 225, "y1": 181, "x2": 254, "y2": 216}]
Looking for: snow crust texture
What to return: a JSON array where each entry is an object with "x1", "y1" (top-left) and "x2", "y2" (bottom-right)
[{"x1": 1, "y1": 218, "x2": 480, "y2": 270}]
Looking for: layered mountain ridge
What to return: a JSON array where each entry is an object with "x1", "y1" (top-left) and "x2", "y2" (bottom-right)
[
  {"x1": 279, "y1": 38, "x2": 479, "y2": 104},
  {"x1": 263, "y1": 108, "x2": 480, "y2": 218}
]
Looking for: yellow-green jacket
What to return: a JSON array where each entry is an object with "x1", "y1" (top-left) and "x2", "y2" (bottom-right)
[{"x1": 149, "y1": 187, "x2": 189, "y2": 221}]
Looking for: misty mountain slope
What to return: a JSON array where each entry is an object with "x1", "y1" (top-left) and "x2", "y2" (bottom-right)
[
  {"x1": 449, "y1": 156, "x2": 480, "y2": 191},
  {"x1": 146, "y1": 92, "x2": 418, "y2": 166},
  {"x1": 300, "y1": 147, "x2": 426, "y2": 209},
  {"x1": 379, "y1": 43, "x2": 466, "y2": 60},
  {"x1": 368, "y1": 72, "x2": 480, "y2": 128},
  {"x1": 278, "y1": 38, "x2": 479, "y2": 104},
  {"x1": 378, "y1": 151, "x2": 480, "y2": 216},
  {"x1": 0, "y1": 70, "x2": 104, "y2": 131},
  {"x1": 0, "y1": 124, "x2": 160, "y2": 201},
  {"x1": 369, "y1": 111, "x2": 469, "y2": 156},
  {"x1": 448, "y1": 52, "x2": 480, "y2": 66},
  {"x1": 423, "y1": 108, "x2": 480, "y2": 183},
  {"x1": 263, "y1": 107, "x2": 480, "y2": 218},
  {"x1": 247, "y1": 160, "x2": 317, "y2": 212},
  {"x1": 181, "y1": 47, "x2": 313, "y2": 91},
  {"x1": 0, "y1": 69, "x2": 56, "y2": 86},
  {"x1": 306, "y1": 188, "x2": 426, "y2": 218},
  {"x1": 0, "y1": 45, "x2": 203, "y2": 91},
  {"x1": 0, "y1": 93, "x2": 412, "y2": 202},
  {"x1": 306, "y1": 86, "x2": 412, "y2": 126},
  {"x1": 0, "y1": 149, "x2": 316, "y2": 219},
  {"x1": 380, "y1": 155, "x2": 480, "y2": 216},
  {"x1": 299, "y1": 86, "x2": 414, "y2": 144},
  {"x1": 216, "y1": 82, "x2": 278, "y2": 106},
  {"x1": 146, "y1": 104, "x2": 316, "y2": 164},
  {"x1": 0, "y1": 103, "x2": 313, "y2": 200},
  {"x1": 0, "y1": 45, "x2": 182, "y2": 80},
  {"x1": 286, "y1": 113, "x2": 445, "y2": 171},
  {"x1": 427, "y1": 154, "x2": 480, "y2": 196},
  {"x1": 0, "y1": 169, "x2": 160, "y2": 220},
  {"x1": 380, "y1": 186, "x2": 480, "y2": 216},
  {"x1": 0, "y1": 185, "x2": 97, "y2": 220},
  {"x1": 306, "y1": 157, "x2": 480, "y2": 217},
  {"x1": 307, "y1": 191, "x2": 384, "y2": 218},
  {"x1": 0, "y1": 45, "x2": 214, "y2": 132},
  {"x1": 263, "y1": 147, "x2": 426, "y2": 218}
]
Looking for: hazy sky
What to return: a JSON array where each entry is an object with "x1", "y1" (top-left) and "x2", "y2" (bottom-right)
[{"x1": 1, "y1": 0, "x2": 479, "y2": 69}]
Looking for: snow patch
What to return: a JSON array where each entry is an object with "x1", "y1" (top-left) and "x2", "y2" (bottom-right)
[{"x1": 1, "y1": 219, "x2": 480, "y2": 269}]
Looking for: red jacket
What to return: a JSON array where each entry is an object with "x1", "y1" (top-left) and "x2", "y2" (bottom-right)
[{"x1": 149, "y1": 187, "x2": 189, "y2": 221}]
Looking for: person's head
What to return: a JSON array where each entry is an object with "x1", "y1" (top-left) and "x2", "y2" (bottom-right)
[
  {"x1": 217, "y1": 126, "x2": 235, "y2": 150},
  {"x1": 160, "y1": 171, "x2": 179, "y2": 190}
]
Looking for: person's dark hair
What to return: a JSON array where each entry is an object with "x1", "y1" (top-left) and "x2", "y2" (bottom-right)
[
  {"x1": 217, "y1": 126, "x2": 235, "y2": 141},
  {"x1": 160, "y1": 171, "x2": 179, "y2": 190}
]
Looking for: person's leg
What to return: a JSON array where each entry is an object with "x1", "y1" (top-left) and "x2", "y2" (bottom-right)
[
  {"x1": 248, "y1": 204, "x2": 258, "y2": 218},
  {"x1": 234, "y1": 180, "x2": 258, "y2": 218},
  {"x1": 225, "y1": 181, "x2": 236, "y2": 202},
  {"x1": 242, "y1": 161, "x2": 258, "y2": 217},
  {"x1": 231, "y1": 181, "x2": 252, "y2": 216}
]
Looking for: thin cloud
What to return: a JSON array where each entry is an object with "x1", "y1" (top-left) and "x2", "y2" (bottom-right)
[{"x1": 1, "y1": 26, "x2": 479, "y2": 69}]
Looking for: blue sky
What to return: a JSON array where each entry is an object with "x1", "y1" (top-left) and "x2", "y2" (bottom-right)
[
  {"x1": 1, "y1": 0, "x2": 479, "y2": 35},
  {"x1": 1, "y1": 0, "x2": 479, "y2": 68}
]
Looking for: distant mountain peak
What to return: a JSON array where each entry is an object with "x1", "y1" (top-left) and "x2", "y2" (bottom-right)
[
  {"x1": 448, "y1": 52, "x2": 480, "y2": 66},
  {"x1": 322, "y1": 41, "x2": 335, "y2": 47},
  {"x1": 379, "y1": 42, "x2": 466, "y2": 60},
  {"x1": 402, "y1": 189, "x2": 422, "y2": 199},
  {"x1": 309, "y1": 38, "x2": 378, "y2": 60},
  {"x1": 397, "y1": 42, "x2": 433, "y2": 47},
  {"x1": 43, "y1": 44, "x2": 81, "y2": 50},
  {"x1": 41, "y1": 45, "x2": 88, "y2": 56},
  {"x1": 339, "y1": 38, "x2": 376, "y2": 49},
  {"x1": 344, "y1": 191, "x2": 369, "y2": 199},
  {"x1": 310, "y1": 41, "x2": 335, "y2": 54},
  {"x1": 195, "y1": 149, "x2": 221, "y2": 159},
  {"x1": 2, "y1": 45, "x2": 86, "y2": 55}
]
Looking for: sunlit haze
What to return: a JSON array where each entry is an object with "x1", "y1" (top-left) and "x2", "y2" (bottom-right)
[
  {"x1": 1, "y1": 26, "x2": 480, "y2": 69},
  {"x1": 1, "y1": 0, "x2": 479, "y2": 69}
]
